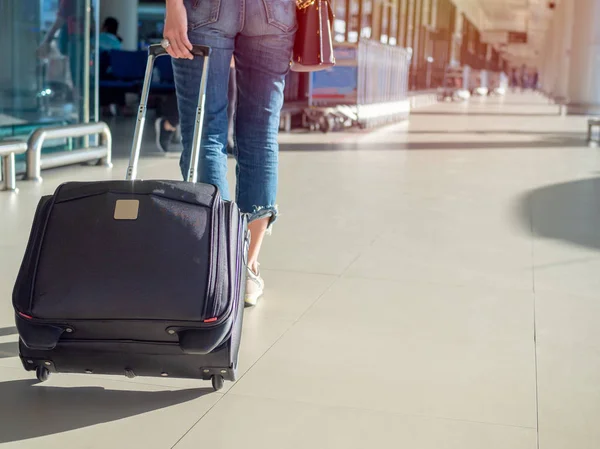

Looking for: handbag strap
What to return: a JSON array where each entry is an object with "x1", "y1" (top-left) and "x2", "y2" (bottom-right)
[
  {"x1": 296, "y1": 0, "x2": 315, "y2": 8},
  {"x1": 326, "y1": 0, "x2": 334, "y2": 23},
  {"x1": 296, "y1": 0, "x2": 335, "y2": 22},
  {"x1": 297, "y1": 0, "x2": 333, "y2": 11}
]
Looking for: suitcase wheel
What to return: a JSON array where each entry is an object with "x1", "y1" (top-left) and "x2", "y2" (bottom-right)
[
  {"x1": 211, "y1": 375, "x2": 224, "y2": 391},
  {"x1": 36, "y1": 366, "x2": 50, "y2": 382}
]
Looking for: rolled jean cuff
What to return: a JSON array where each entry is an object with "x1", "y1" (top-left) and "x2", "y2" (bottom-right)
[{"x1": 247, "y1": 205, "x2": 278, "y2": 234}]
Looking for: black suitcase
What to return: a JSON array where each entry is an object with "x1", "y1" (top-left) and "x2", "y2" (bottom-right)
[{"x1": 12, "y1": 44, "x2": 248, "y2": 392}]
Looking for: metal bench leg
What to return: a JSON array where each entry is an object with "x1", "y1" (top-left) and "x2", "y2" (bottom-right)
[
  {"x1": 1, "y1": 153, "x2": 18, "y2": 192},
  {"x1": 98, "y1": 128, "x2": 113, "y2": 168},
  {"x1": 284, "y1": 113, "x2": 292, "y2": 132},
  {"x1": 588, "y1": 125, "x2": 592, "y2": 143}
]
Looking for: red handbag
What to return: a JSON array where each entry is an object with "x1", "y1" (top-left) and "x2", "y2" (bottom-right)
[{"x1": 290, "y1": 0, "x2": 336, "y2": 72}]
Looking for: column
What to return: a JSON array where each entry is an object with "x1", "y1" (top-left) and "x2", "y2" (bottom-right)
[
  {"x1": 549, "y1": 0, "x2": 568, "y2": 101},
  {"x1": 99, "y1": 0, "x2": 139, "y2": 51},
  {"x1": 371, "y1": 0, "x2": 383, "y2": 42},
  {"x1": 539, "y1": 30, "x2": 551, "y2": 93},
  {"x1": 566, "y1": 0, "x2": 600, "y2": 114},
  {"x1": 555, "y1": 0, "x2": 574, "y2": 100},
  {"x1": 546, "y1": 10, "x2": 562, "y2": 97},
  {"x1": 541, "y1": 20, "x2": 556, "y2": 94},
  {"x1": 448, "y1": 5, "x2": 459, "y2": 66}
]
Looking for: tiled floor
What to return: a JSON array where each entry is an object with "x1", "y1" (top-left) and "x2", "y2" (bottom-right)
[{"x1": 1, "y1": 93, "x2": 598, "y2": 448}]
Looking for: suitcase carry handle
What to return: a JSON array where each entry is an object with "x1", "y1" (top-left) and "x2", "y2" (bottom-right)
[
  {"x1": 126, "y1": 43, "x2": 212, "y2": 183},
  {"x1": 149, "y1": 44, "x2": 211, "y2": 58}
]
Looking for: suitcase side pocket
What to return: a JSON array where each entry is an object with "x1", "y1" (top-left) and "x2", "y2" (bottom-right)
[{"x1": 204, "y1": 198, "x2": 230, "y2": 320}]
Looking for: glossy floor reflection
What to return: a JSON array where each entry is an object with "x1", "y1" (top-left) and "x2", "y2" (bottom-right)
[{"x1": 0, "y1": 93, "x2": 598, "y2": 449}]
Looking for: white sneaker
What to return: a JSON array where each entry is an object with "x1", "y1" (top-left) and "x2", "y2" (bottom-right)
[{"x1": 245, "y1": 266, "x2": 264, "y2": 307}]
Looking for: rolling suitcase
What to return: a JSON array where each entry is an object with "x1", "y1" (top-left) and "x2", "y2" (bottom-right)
[{"x1": 12, "y1": 44, "x2": 248, "y2": 392}]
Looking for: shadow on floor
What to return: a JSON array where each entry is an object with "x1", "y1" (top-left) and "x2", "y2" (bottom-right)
[
  {"x1": 0, "y1": 326, "x2": 17, "y2": 337},
  {"x1": 405, "y1": 130, "x2": 583, "y2": 136},
  {"x1": 516, "y1": 177, "x2": 600, "y2": 250},
  {"x1": 0, "y1": 379, "x2": 211, "y2": 443},
  {"x1": 0, "y1": 341, "x2": 18, "y2": 359},
  {"x1": 411, "y1": 111, "x2": 559, "y2": 117},
  {"x1": 279, "y1": 137, "x2": 586, "y2": 152}
]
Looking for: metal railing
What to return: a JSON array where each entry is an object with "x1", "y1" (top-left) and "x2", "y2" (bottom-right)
[
  {"x1": 0, "y1": 140, "x2": 28, "y2": 192},
  {"x1": 26, "y1": 122, "x2": 112, "y2": 182},
  {"x1": 357, "y1": 40, "x2": 411, "y2": 127}
]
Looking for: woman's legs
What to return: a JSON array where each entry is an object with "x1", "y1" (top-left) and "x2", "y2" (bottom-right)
[
  {"x1": 172, "y1": 0, "x2": 295, "y2": 305},
  {"x1": 234, "y1": 12, "x2": 295, "y2": 301},
  {"x1": 155, "y1": 94, "x2": 180, "y2": 152},
  {"x1": 227, "y1": 63, "x2": 237, "y2": 151}
]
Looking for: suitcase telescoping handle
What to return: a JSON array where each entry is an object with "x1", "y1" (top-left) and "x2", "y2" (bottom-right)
[{"x1": 126, "y1": 44, "x2": 211, "y2": 182}]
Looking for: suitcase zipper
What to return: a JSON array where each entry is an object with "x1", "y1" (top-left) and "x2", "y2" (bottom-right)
[
  {"x1": 205, "y1": 202, "x2": 241, "y2": 323},
  {"x1": 206, "y1": 199, "x2": 227, "y2": 320},
  {"x1": 203, "y1": 192, "x2": 222, "y2": 320}
]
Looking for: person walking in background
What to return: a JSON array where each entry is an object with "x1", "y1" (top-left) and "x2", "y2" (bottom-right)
[
  {"x1": 155, "y1": 57, "x2": 237, "y2": 154},
  {"x1": 163, "y1": 0, "x2": 296, "y2": 306},
  {"x1": 510, "y1": 68, "x2": 519, "y2": 92},
  {"x1": 532, "y1": 70, "x2": 539, "y2": 91},
  {"x1": 37, "y1": 0, "x2": 92, "y2": 100},
  {"x1": 520, "y1": 64, "x2": 528, "y2": 91}
]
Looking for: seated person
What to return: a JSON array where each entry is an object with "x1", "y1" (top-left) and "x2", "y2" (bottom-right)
[
  {"x1": 99, "y1": 17, "x2": 122, "y2": 51},
  {"x1": 98, "y1": 17, "x2": 130, "y2": 116}
]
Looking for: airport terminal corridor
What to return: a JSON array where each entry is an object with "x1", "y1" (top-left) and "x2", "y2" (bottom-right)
[{"x1": 1, "y1": 93, "x2": 598, "y2": 448}]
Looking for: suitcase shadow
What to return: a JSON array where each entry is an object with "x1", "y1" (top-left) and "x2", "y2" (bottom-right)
[
  {"x1": 0, "y1": 379, "x2": 212, "y2": 443},
  {"x1": 0, "y1": 326, "x2": 17, "y2": 337},
  {"x1": 514, "y1": 177, "x2": 600, "y2": 251},
  {"x1": 0, "y1": 341, "x2": 18, "y2": 359},
  {"x1": 0, "y1": 326, "x2": 18, "y2": 360}
]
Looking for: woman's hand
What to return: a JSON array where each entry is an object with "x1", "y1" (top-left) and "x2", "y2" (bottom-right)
[{"x1": 164, "y1": 0, "x2": 193, "y2": 59}]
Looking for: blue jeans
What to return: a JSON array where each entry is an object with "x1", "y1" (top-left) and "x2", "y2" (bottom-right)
[{"x1": 172, "y1": 0, "x2": 296, "y2": 225}]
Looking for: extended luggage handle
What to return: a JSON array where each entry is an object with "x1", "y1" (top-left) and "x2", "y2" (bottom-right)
[{"x1": 126, "y1": 44, "x2": 212, "y2": 183}]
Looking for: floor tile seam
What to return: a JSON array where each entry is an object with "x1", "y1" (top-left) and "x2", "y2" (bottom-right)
[
  {"x1": 224, "y1": 390, "x2": 539, "y2": 432},
  {"x1": 217, "y1": 276, "x2": 341, "y2": 395},
  {"x1": 339, "y1": 272, "x2": 536, "y2": 294},
  {"x1": 162, "y1": 233, "x2": 393, "y2": 433},
  {"x1": 261, "y1": 267, "x2": 342, "y2": 277},
  {"x1": 167, "y1": 276, "x2": 343, "y2": 446},
  {"x1": 533, "y1": 291, "x2": 541, "y2": 449},
  {"x1": 530, "y1": 192, "x2": 540, "y2": 449},
  {"x1": 270, "y1": 322, "x2": 536, "y2": 347},
  {"x1": 337, "y1": 233, "x2": 384, "y2": 278},
  {"x1": 170, "y1": 393, "x2": 227, "y2": 449}
]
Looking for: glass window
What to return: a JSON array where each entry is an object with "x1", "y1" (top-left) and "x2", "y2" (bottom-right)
[{"x1": 0, "y1": 0, "x2": 99, "y2": 141}]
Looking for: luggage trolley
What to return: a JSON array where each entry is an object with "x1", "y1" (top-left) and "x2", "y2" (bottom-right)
[
  {"x1": 437, "y1": 65, "x2": 471, "y2": 102},
  {"x1": 303, "y1": 43, "x2": 360, "y2": 133}
]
